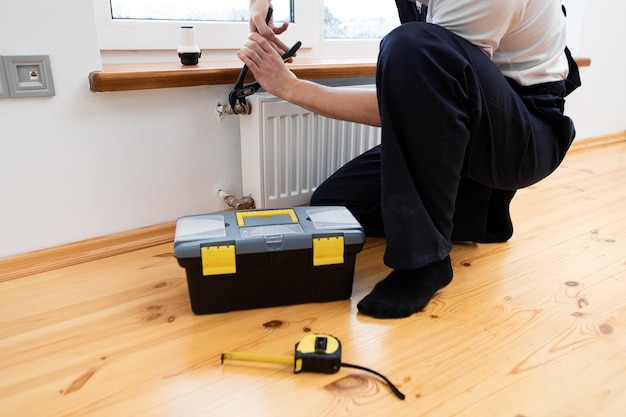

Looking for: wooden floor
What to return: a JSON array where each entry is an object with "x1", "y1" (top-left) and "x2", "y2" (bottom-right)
[{"x1": 1, "y1": 139, "x2": 625, "y2": 417}]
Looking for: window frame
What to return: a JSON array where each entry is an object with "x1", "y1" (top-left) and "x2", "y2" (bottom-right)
[
  {"x1": 93, "y1": 0, "x2": 386, "y2": 61},
  {"x1": 93, "y1": 0, "x2": 318, "y2": 50}
]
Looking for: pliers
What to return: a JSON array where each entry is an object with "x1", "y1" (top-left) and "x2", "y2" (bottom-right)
[{"x1": 228, "y1": 8, "x2": 301, "y2": 114}]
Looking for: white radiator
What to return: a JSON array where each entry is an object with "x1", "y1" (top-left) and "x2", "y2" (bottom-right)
[{"x1": 239, "y1": 89, "x2": 381, "y2": 208}]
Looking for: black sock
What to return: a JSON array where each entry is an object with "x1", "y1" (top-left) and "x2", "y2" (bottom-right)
[
  {"x1": 483, "y1": 189, "x2": 515, "y2": 243},
  {"x1": 357, "y1": 256, "x2": 453, "y2": 319}
]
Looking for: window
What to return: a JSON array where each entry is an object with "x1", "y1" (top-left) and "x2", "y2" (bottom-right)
[
  {"x1": 109, "y1": 0, "x2": 293, "y2": 23},
  {"x1": 93, "y1": 0, "x2": 401, "y2": 60},
  {"x1": 94, "y1": 0, "x2": 309, "y2": 52},
  {"x1": 324, "y1": 0, "x2": 400, "y2": 39}
]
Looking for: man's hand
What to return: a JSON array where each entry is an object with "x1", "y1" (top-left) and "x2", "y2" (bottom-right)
[
  {"x1": 249, "y1": 0, "x2": 290, "y2": 55},
  {"x1": 237, "y1": 32, "x2": 297, "y2": 99}
]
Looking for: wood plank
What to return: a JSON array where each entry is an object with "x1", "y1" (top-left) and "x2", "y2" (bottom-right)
[
  {"x1": 89, "y1": 57, "x2": 591, "y2": 93},
  {"x1": 0, "y1": 139, "x2": 625, "y2": 417},
  {"x1": 89, "y1": 58, "x2": 379, "y2": 92},
  {"x1": 0, "y1": 222, "x2": 175, "y2": 283}
]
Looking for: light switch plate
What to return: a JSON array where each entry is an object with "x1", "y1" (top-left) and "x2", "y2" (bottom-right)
[
  {"x1": 0, "y1": 56, "x2": 10, "y2": 98},
  {"x1": 3, "y1": 55, "x2": 55, "y2": 98}
]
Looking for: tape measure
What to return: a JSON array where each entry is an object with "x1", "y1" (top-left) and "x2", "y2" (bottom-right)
[
  {"x1": 221, "y1": 333, "x2": 405, "y2": 400},
  {"x1": 294, "y1": 333, "x2": 341, "y2": 373}
]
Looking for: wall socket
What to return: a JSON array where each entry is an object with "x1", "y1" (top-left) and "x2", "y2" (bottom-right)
[{"x1": 1, "y1": 55, "x2": 55, "y2": 98}]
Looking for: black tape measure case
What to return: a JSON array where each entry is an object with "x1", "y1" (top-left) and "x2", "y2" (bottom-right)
[{"x1": 174, "y1": 206, "x2": 365, "y2": 314}]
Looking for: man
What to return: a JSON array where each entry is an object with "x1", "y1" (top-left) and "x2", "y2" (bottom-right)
[{"x1": 240, "y1": 0, "x2": 580, "y2": 319}]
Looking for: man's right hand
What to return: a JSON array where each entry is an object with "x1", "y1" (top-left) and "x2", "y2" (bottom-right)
[{"x1": 249, "y1": 0, "x2": 290, "y2": 55}]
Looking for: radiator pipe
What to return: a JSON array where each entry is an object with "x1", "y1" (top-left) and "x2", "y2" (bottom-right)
[{"x1": 218, "y1": 190, "x2": 256, "y2": 210}]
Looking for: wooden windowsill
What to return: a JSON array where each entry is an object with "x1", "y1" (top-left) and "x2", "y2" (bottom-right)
[
  {"x1": 89, "y1": 58, "x2": 378, "y2": 92},
  {"x1": 89, "y1": 57, "x2": 591, "y2": 93}
]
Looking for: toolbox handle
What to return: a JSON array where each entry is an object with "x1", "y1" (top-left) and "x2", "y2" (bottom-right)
[{"x1": 236, "y1": 208, "x2": 299, "y2": 227}]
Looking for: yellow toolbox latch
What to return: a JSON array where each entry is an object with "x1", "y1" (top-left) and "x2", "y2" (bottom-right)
[
  {"x1": 312, "y1": 235, "x2": 344, "y2": 266},
  {"x1": 201, "y1": 243, "x2": 236, "y2": 276}
]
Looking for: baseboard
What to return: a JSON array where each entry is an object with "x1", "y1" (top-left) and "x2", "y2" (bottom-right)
[
  {"x1": 1, "y1": 131, "x2": 624, "y2": 282},
  {"x1": 0, "y1": 222, "x2": 176, "y2": 282},
  {"x1": 568, "y1": 131, "x2": 626, "y2": 153}
]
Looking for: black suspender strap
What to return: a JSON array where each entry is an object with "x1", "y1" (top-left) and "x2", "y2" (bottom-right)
[{"x1": 394, "y1": 0, "x2": 427, "y2": 24}]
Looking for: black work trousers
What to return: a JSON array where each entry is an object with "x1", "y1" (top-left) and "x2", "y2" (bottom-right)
[{"x1": 312, "y1": 23, "x2": 576, "y2": 270}]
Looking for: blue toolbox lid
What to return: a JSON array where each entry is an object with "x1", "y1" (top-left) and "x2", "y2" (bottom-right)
[{"x1": 174, "y1": 206, "x2": 365, "y2": 259}]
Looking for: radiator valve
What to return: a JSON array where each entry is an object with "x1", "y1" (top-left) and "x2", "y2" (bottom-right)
[
  {"x1": 218, "y1": 190, "x2": 255, "y2": 210},
  {"x1": 216, "y1": 100, "x2": 252, "y2": 118}
]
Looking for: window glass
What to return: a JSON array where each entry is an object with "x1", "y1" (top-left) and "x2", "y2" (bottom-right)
[
  {"x1": 109, "y1": 0, "x2": 293, "y2": 22},
  {"x1": 324, "y1": 0, "x2": 400, "y2": 39}
]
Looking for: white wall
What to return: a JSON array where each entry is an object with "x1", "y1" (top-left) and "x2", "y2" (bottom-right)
[
  {"x1": 562, "y1": 0, "x2": 626, "y2": 139},
  {"x1": 0, "y1": 0, "x2": 624, "y2": 258},
  {"x1": 0, "y1": 1, "x2": 242, "y2": 257}
]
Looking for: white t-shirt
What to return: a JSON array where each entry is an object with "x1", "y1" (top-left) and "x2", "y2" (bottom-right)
[{"x1": 418, "y1": 0, "x2": 569, "y2": 86}]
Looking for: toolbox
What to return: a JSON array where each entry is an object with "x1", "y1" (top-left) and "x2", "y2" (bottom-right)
[{"x1": 174, "y1": 206, "x2": 366, "y2": 314}]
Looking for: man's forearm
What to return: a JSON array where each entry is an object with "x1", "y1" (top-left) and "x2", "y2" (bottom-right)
[{"x1": 280, "y1": 79, "x2": 381, "y2": 127}]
